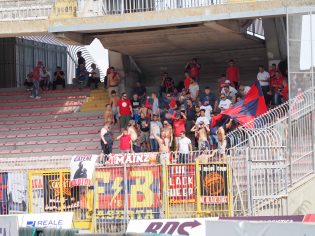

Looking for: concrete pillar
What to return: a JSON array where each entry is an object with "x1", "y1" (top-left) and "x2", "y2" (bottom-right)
[
  {"x1": 108, "y1": 50, "x2": 142, "y2": 96},
  {"x1": 108, "y1": 50, "x2": 126, "y2": 95},
  {"x1": 263, "y1": 17, "x2": 287, "y2": 67}
]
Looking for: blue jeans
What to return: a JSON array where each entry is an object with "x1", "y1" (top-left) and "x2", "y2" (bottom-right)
[
  {"x1": 150, "y1": 139, "x2": 159, "y2": 152},
  {"x1": 178, "y1": 153, "x2": 189, "y2": 164},
  {"x1": 32, "y1": 80, "x2": 40, "y2": 97}
]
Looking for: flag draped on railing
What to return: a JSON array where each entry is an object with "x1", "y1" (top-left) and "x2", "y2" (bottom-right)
[{"x1": 212, "y1": 82, "x2": 267, "y2": 128}]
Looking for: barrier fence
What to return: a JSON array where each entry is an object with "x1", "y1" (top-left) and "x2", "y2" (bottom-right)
[{"x1": 0, "y1": 153, "x2": 232, "y2": 234}]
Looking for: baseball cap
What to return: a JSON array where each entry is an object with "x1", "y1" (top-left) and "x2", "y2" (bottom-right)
[{"x1": 224, "y1": 80, "x2": 231, "y2": 84}]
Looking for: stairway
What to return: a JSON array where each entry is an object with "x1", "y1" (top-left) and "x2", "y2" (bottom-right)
[{"x1": 80, "y1": 85, "x2": 110, "y2": 112}]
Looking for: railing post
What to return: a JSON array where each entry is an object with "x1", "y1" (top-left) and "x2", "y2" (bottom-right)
[
  {"x1": 195, "y1": 159, "x2": 201, "y2": 217},
  {"x1": 162, "y1": 162, "x2": 169, "y2": 219},
  {"x1": 123, "y1": 163, "x2": 128, "y2": 230},
  {"x1": 247, "y1": 141, "x2": 253, "y2": 215}
]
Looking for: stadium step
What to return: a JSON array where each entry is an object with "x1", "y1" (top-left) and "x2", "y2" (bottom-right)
[{"x1": 80, "y1": 86, "x2": 109, "y2": 112}]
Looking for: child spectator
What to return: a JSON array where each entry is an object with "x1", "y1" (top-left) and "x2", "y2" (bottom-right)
[{"x1": 116, "y1": 129, "x2": 132, "y2": 153}]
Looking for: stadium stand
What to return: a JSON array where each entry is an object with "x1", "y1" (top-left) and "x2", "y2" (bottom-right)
[{"x1": 0, "y1": 86, "x2": 111, "y2": 158}]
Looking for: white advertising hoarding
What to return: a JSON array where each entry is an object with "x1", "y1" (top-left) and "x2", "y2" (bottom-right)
[
  {"x1": 0, "y1": 215, "x2": 19, "y2": 236},
  {"x1": 127, "y1": 218, "x2": 218, "y2": 236},
  {"x1": 18, "y1": 212, "x2": 73, "y2": 229}
]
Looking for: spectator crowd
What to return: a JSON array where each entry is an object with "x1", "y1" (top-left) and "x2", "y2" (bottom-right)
[{"x1": 100, "y1": 58, "x2": 289, "y2": 164}]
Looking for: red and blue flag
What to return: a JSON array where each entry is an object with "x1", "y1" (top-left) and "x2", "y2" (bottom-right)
[{"x1": 211, "y1": 82, "x2": 267, "y2": 128}]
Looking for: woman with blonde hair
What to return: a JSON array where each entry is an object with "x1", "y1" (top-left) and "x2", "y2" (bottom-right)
[{"x1": 217, "y1": 126, "x2": 227, "y2": 158}]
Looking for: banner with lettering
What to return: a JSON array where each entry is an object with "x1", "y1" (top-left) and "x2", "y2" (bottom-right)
[
  {"x1": 168, "y1": 164, "x2": 196, "y2": 204},
  {"x1": 70, "y1": 154, "x2": 98, "y2": 187},
  {"x1": 95, "y1": 165, "x2": 161, "y2": 223},
  {"x1": 30, "y1": 175, "x2": 44, "y2": 213},
  {"x1": 199, "y1": 163, "x2": 229, "y2": 204},
  {"x1": 43, "y1": 172, "x2": 79, "y2": 211},
  {"x1": 106, "y1": 152, "x2": 157, "y2": 165},
  {"x1": 0, "y1": 173, "x2": 8, "y2": 215},
  {"x1": 7, "y1": 172, "x2": 28, "y2": 213}
]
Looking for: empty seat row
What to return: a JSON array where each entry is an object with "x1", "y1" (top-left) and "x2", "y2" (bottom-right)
[
  {"x1": 0, "y1": 110, "x2": 74, "y2": 118},
  {"x1": 0, "y1": 145, "x2": 99, "y2": 155},
  {"x1": 1, "y1": 95, "x2": 87, "y2": 103},
  {"x1": 0, "y1": 114, "x2": 103, "y2": 125},
  {"x1": 0, "y1": 121, "x2": 104, "y2": 132},
  {"x1": 0, "y1": 129, "x2": 99, "y2": 139},
  {"x1": 0, "y1": 88, "x2": 91, "y2": 96},
  {"x1": 0, "y1": 138, "x2": 100, "y2": 147},
  {"x1": 0, "y1": 101, "x2": 83, "y2": 110}
]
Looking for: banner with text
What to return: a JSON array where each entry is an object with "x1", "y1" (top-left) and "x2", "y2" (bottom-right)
[
  {"x1": 0, "y1": 173, "x2": 8, "y2": 215},
  {"x1": 200, "y1": 163, "x2": 229, "y2": 204},
  {"x1": 168, "y1": 164, "x2": 196, "y2": 204},
  {"x1": 95, "y1": 165, "x2": 161, "y2": 223},
  {"x1": 70, "y1": 154, "x2": 98, "y2": 187},
  {"x1": 7, "y1": 172, "x2": 28, "y2": 213},
  {"x1": 106, "y1": 152, "x2": 158, "y2": 165}
]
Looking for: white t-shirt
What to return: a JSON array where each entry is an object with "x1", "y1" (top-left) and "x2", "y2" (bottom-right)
[
  {"x1": 91, "y1": 68, "x2": 100, "y2": 78},
  {"x1": 40, "y1": 71, "x2": 51, "y2": 82},
  {"x1": 219, "y1": 99, "x2": 232, "y2": 112},
  {"x1": 200, "y1": 105, "x2": 212, "y2": 121},
  {"x1": 178, "y1": 137, "x2": 191, "y2": 154},
  {"x1": 243, "y1": 86, "x2": 251, "y2": 95},
  {"x1": 189, "y1": 84, "x2": 199, "y2": 98},
  {"x1": 221, "y1": 86, "x2": 237, "y2": 97},
  {"x1": 257, "y1": 71, "x2": 270, "y2": 86},
  {"x1": 196, "y1": 116, "x2": 210, "y2": 126}
]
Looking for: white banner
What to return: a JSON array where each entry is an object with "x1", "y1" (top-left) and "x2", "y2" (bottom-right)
[
  {"x1": 205, "y1": 220, "x2": 315, "y2": 236},
  {"x1": 127, "y1": 218, "x2": 218, "y2": 236},
  {"x1": 30, "y1": 175, "x2": 44, "y2": 213},
  {"x1": 70, "y1": 154, "x2": 97, "y2": 187},
  {"x1": 0, "y1": 215, "x2": 19, "y2": 236},
  {"x1": 18, "y1": 212, "x2": 73, "y2": 229},
  {"x1": 7, "y1": 172, "x2": 28, "y2": 213}
]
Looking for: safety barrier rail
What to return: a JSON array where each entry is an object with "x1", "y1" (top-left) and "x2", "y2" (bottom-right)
[
  {"x1": 0, "y1": 0, "x2": 54, "y2": 21},
  {"x1": 0, "y1": 152, "x2": 232, "y2": 234},
  {"x1": 227, "y1": 87, "x2": 315, "y2": 216}
]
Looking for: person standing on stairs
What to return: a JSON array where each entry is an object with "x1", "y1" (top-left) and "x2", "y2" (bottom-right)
[
  {"x1": 100, "y1": 122, "x2": 114, "y2": 163},
  {"x1": 117, "y1": 92, "x2": 133, "y2": 131},
  {"x1": 110, "y1": 90, "x2": 120, "y2": 125},
  {"x1": 30, "y1": 60, "x2": 43, "y2": 99},
  {"x1": 107, "y1": 67, "x2": 121, "y2": 96}
]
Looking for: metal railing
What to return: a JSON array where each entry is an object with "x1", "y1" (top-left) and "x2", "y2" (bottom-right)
[
  {"x1": 0, "y1": 0, "x2": 55, "y2": 21},
  {"x1": 227, "y1": 87, "x2": 315, "y2": 216}
]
